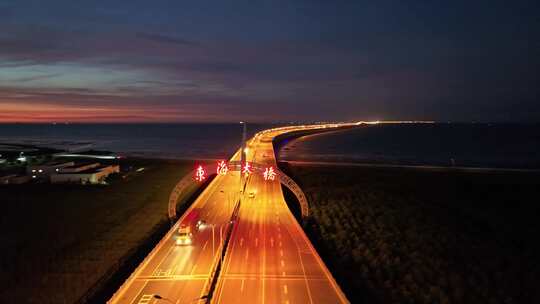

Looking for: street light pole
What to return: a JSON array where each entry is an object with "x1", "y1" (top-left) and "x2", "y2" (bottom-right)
[
  {"x1": 240, "y1": 121, "x2": 246, "y2": 164},
  {"x1": 210, "y1": 224, "x2": 224, "y2": 264},
  {"x1": 220, "y1": 190, "x2": 232, "y2": 220},
  {"x1": 212, "y1": 224, "x2": 216, "y2": 254},
  {"x1": 240, "y1": 121, "x2": 246, "y2": 200},
  {"x1": 220, "y1": 225, "x2": 224, "y2": 264},
  {"x1": 228, "y1": 193, "x2": 231, "y2": 216}
]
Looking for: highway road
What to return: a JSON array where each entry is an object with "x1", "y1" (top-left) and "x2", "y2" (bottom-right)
[
  {"x1": 212, "y1": 129, "x2": 349, "y2": 304},
  {"x1": 108, "y1": 155, "x2": 244, "y2": 304},
  {"x1": 109, "y1": 124, "x2": 351, "y2": 304}
]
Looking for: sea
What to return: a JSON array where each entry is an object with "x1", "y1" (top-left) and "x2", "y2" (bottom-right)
[{"x1": 1, "y1": 123, "x2": 539, "y2": 169}]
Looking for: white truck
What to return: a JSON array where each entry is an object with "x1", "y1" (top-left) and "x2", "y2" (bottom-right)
[
  {"x1": 177, "y1": 224, "x2": 194, "y2": 245},
  {"x1": 176, "y1": 208, "x2": 204, "y2": 245}
]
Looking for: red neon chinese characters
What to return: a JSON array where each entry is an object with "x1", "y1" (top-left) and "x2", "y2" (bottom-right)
[
  {"x1": 242, "y1": 162, "x2": 252, "y2": 176},
  {"x1": 195, "y1": 165, "x2": 206, "y2": 182},
  {"x1": 217, "y1": 160, "x2": 228, "y2": 175},
  {"x1": 263, "y1": 166, "x2": 276, "y2": 181}
]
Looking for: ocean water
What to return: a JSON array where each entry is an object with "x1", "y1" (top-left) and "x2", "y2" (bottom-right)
[
  {"x1": 280, "y1": 123, "x2": 540, "y2": 169},
  {"x1": 1, "y1": 123, "x2": 539, "y2": 168},
  {"x1": 0, "y1": 123, "x2": 274, "y2": 160}
]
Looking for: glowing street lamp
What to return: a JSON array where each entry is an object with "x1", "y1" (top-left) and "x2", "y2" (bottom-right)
[{"x1": 195, "y1": 165, "x2": 206, "y2": 182}]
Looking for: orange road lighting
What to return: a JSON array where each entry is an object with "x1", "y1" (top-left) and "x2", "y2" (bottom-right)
[
  {"x1": 216, "y1": 160, "x2": 228, "y2": 175},
  {"x1": 242, "y1": 162, "x2": 252, "y2": 177},
  {"x1": 195, "y1": 165, "x2": 206, "y2": 182},
  {"x1": 263, "y1": 166, "x2": 276, "y2": 181}
]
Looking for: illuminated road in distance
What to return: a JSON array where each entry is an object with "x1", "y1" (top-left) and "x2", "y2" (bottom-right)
[
  {"x1": 109, "y1": 123, "x2": 359, "y2": 304},
  {"x1": 213, "y1": 127, "x2": 349, "y2": 304}
]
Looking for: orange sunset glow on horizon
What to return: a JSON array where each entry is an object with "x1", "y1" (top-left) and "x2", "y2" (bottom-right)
[{"x1": 0, "y1": 101, "x2": 231, "y2": 123}]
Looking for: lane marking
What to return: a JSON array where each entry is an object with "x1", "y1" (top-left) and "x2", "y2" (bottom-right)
[
  {"x1": 240, "y1": 278, "x2": 245, "y2": 292},
  {"x1": 190, "y1": 263, "x2": 197, "y2": 275},
  {"x1": 151, "y1": 241, "x2": 176, "y2": 276},
  {"x1": 137, "y1": 294, "x2": 153, "y2": 304},
  {"x1": 198, "y1": 273, "x2": 328, "y2": 280},
  {"x1": 202, "y1": 240, "x2": 208, "y2": 251},
  {"x1": 136, "y1": 274, "x2": 209, "y2": 280}
]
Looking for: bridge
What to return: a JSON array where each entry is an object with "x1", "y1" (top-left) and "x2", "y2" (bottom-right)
[
  {"x1": 167, "y1": 161, "x2": 309, "y2": 221},
  {"x1": 108, "y1": 124, "x2": 352, "y2": 304}
]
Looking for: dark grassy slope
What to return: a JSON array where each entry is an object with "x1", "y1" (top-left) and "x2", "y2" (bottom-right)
[
  {"x1": 283, "y1": 163, "x2": 540, "y2": 304},
  {"x1": 0, "y1": 159, "x2": 191, "y2": 303}
]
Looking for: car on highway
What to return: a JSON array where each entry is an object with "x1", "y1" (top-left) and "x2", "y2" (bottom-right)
[
  {"x1": 196, "y1": 219, "x2": 207, "y2": 230},
  {"x1": 248, "y1": 191, "x2": 256, "y2": 199},
  {"x1": 176, "y1": 224, "x2": 193, "y2": 245},
  {"x1": 176, "y1": 208, "x2": 204, "y2": 245}
]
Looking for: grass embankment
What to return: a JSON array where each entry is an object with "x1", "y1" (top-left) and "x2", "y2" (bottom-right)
[
  {"x1": 0, "y1": 159, "x2": 192, "y2": 303},
  {"x1": 282, "y1": 163, "x2": 540, "y2": 304}
]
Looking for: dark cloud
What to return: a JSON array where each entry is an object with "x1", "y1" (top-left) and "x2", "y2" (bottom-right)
[
  {"x1": 13, "y1": 73, "x2": 62, "y2": 83},
  {"x1": 0, "y1": 0, "x2": 539, "y2": 122},
  {"x1": 135, "y1": 32, "x2": 199, "y2": 46},
  {"x1": 0, "y1": 60, "x2": 37, "y2": 68}
]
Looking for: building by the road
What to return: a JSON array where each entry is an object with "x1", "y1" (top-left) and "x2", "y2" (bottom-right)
[
  {"x1": 27, "y1": 160, "x2": 75, "y2": 181},
  {"x1": 50, "y1": 162, "x2": 120, "y2": 184},
  {"x1": 0, "y1": 174, "x2": 32, "y2": 185}
]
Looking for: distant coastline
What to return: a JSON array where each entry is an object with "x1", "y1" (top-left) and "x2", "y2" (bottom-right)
[
  {"x1": 2, "y1": 122, "x2": 539, "y2": 169},
  {"x1": 279, "y1": 123, "x2": 540, "y2": 169}
]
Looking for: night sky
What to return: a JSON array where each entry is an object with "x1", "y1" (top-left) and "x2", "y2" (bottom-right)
[{"x1": 1, "y1": 0, "x2": 538, "y2": 123}]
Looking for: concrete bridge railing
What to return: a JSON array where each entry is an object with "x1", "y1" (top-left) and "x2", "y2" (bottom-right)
[
  {"x1": 168, "y1": 169, "x2": 198, "y2": 221},
  {"x1": 276, "y1": 167, "x2": 309, "y2": 218}
]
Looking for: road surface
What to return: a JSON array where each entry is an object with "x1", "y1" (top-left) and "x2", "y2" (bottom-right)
[
  {"x1": 212, "y1": 129, "x2": 349, "y2": 304},
  {"x1": 109, "y1": 124, "x2": 351, "y2": 304},
  {"x1": 108, "y1": 152, "x2": 244, "y2": 304}
]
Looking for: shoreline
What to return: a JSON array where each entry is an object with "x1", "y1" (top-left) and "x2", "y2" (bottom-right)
[{"x1": 281, "y1": 160, "x2": 540, "y2": 173}]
